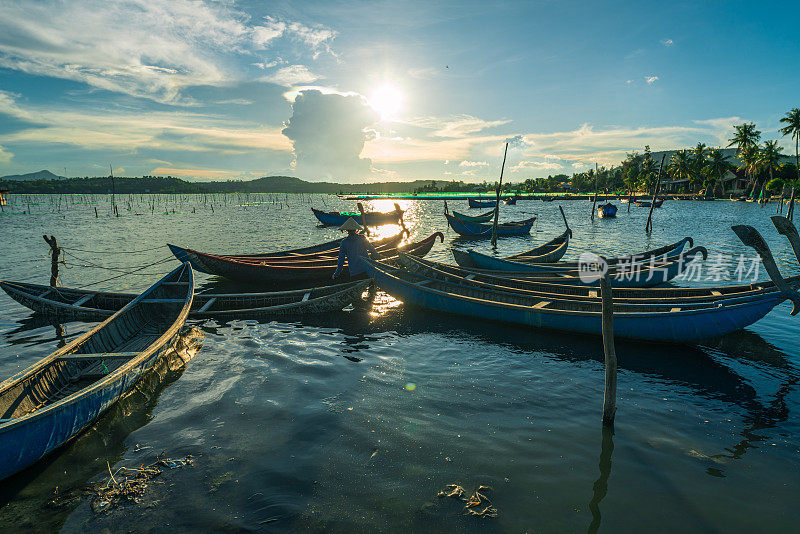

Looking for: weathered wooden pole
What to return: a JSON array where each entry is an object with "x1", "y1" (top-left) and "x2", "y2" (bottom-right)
[
  {"x1": 591, "y1": 163, "x2": 599, "y2": 221},
  {"x1": 357, "y1": 202, "x2": 370, "y2": 235},
  {"x1": 645, "y1": 154, "x2": 666, "y2": 233},
  {"x1": 600, "y1": 274, "x2": 617, "y2": 426},
  {"x1": 788, "y1": 186, "x2": 796, "y2": 222},
  {"x1": 394, "y1": 202, "x2": 408, "y2": 236},
  {"x1": 491, "y1": 142, "x2": 509, "y2": 248},
  {"x1": 42, "y1": 235, "x2": 61, "y2": 287}
]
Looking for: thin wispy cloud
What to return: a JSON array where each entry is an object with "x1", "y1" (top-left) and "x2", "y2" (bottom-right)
[
  {"x1": 646, "y1": 76, "x2": 659, "y2": 84},
  {"x1": 261, "y1": 65, "x2": 321, "y2": 87},
  {"x1": 661, "y1": 38, "x2": 674, "y2": 47}
]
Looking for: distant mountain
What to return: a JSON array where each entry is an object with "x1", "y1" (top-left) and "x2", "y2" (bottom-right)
[{"x1": 0, "y1": 170, "x2": 64, "y2": 181}]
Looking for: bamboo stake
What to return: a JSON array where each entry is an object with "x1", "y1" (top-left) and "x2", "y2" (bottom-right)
[
  {"x1": 491, "y1": 143, "x2": 509, "y2": 248},
  {"x1": 645, "y1": 155, "x2": 666, "y2": 233},
  {"x1": 591, "y1": 163, "x2": 598, "y2": 221},
  {"x1": 600, "y1": 274, "x2": 617, "y2": 426},
  {"x1": 42, "y1": 235, "x2": 60, "y2": 287}
]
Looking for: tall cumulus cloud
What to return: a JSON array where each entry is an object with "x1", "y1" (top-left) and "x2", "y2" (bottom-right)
[{"x1": 282, "y1": 90, "x2": 379, "y2": 181}]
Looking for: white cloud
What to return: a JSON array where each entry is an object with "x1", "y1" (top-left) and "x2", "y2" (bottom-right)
[
  {"x1": 405, "y1": 114, "x2": 512, "y2": 138},
  {"x1": 509, "y1": 160, "x2": 562, "y2": 172},
  {"x1": 661, "y1": 39, "x2": 674, "y2": 47},
  {"x1": 0, "y1": 1, "x2": 336, "y2": 104},
  {"x1": 0, "y1": 144, "x2": 12, "y2": 163},
  {"x1": 459, "y1": 160, "x2": 489, "y2": 167},
  {"x1": 646, "y1": 76, "x2": 659, "y2": 84},
  {"x1": 261, "y1": 65, "x2": 321, "y2": 86}
]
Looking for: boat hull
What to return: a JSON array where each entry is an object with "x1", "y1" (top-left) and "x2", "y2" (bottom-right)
[
  {"x1": 312, "y1": 208, "x2": 402, "y2": 226},
  {"x1": 445, "y1": 213, "x2": 536, "y2": 237}
]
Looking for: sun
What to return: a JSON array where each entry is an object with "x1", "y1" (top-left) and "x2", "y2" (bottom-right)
[{"x1": 369, "y1": 83, "x2": 403, "y2": 120}]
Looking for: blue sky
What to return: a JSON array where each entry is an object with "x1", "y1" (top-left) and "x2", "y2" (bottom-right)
[{"x1": 0, "y1": 0, "x2": 797, "y2": 182}]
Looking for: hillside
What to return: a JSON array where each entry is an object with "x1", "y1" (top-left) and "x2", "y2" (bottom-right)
[{"x1": 0, "y1": 170, "x2": 64, "y2": 181}]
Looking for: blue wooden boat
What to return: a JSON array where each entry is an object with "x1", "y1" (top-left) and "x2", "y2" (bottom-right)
[
  {"x1": 362, "y1": 259, "x2": 790, "y2": 343},
  {"x1": 465, "y1": 237, "x2": 692, "y2": 270},
  {"x1": 468, "y1": 198, "x2": 497, "y2": 208},
  {"x1": 634, "y1": 199, "x2": 664, "y2": 208},
  {"x1": 399, "y1": 252, "x2": 800, "y2": 303},
  {"x1": 597, "y1": 203, "x2": 617, "y2": 218},
  {"x1": 312, "y1": 207, "x2": 403, "y2": 226},
  {"x1": 462, "y1": 247, "x2": 705, "y2": 286},
  {"x1": 0, "y1": 263, "x2": 194, "y2": 481},
  {"x1": 445, "y1": 213, "x2": 536, "y2": 237},
  {"x1": 504, "y1": 197, "x2": 517, "y2": 205},
  {"x1": 452, "y1": 228, "x2": 571, "y2": 267},
  {"x1": 451, "y1": 209, "x2": 495, "y2": 223}
]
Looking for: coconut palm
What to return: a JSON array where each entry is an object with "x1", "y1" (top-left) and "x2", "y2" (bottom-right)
[
  {"x1": 668, "y1": 150, "x2": 692, "y2": 192},
  {"x1": 690, "y1": 142, "x2": 708, "y2": 191},
  {"x1": 780, "y1": 108, "x2": 800, "y2": 220},
  {"x1": 704, "y1": 149, "x2": 734, "y2": 198},
  {"x1": 758, "y1": 140, "x2": 785, "y2": 203},
  {"x1": 728, "y1": 123, "x2": 762, "y2": 195}
]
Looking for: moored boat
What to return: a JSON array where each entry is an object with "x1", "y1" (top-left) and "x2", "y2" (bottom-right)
[
  {"x1": 362, "y1": 258, "x2": 789, "y2": 343},
  {"x1": 452, "y1": 228, "x2": 571, "y2": 268},
  {"x1": 468, "y1": 198, "x2": 497, "y2": 208},
  {"x1": 0, "y1": 279, "x2": 370, "y2": 322},
  {"x1": 597, "y1": 203, "x2": 618, "y2": 218},
  {"x1": 445, "y1": 213, "x2": 536, "y2": 237},
  {"x1": 0, "y1": 263, "x2": 194, "y2": 481},
  {"x1": 451, "y1": 209, "x2": 496, "y2": 223},
  {"x1": 312, "y1": 207, "x2": 403, "y2": 226},
  {"x1": 634, "y1": 199, "x2": 664, "y2": 208}
]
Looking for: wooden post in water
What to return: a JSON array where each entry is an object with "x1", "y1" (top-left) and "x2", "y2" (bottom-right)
[
  {"x1": 591, "y1": 163, "x2": 599, "y2": 221},
  {"x1": 600, "y1": 274, "x2": 617, "y2": 426},
  {"x1": 357, "y1": 202, "x2": 370, "y2": 235},
  {"x1": 788, "y1": 186, "x2": 796, "y2": 222},
  {"x1": 645, "y1": 154, "x2": 666, "y2": 233},
  {"x1": 491, "y1": 142, "x2": 509, "y2": 248},
  {"x1": 42, "y1": 235, "x2": 61, "y2": 287}
]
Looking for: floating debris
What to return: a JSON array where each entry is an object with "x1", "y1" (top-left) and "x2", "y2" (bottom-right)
[
  {"x1": 435, "y1": 483, "x2": 498, "y2": 519},
  {"x1": 89, "y1": 453, "x2": 195, "y2": 514}
]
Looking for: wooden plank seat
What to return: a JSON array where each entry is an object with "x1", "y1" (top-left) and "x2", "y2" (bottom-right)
[{"x1": 57, "y1": 352, "x2": 140, "y2": 361}]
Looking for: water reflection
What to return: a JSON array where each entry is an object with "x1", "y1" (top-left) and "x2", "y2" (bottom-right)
[{"x1": 587, "y1": 426, "x2": 615, "y2": 534}]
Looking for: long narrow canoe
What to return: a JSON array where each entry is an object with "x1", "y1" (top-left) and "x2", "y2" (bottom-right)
[
  {"x1": 0, "y1": 263, "x2": 194, "y2": 481},
  {"x1": 468, "y1": 198, "x2": 497, "y2": 208},
  {"x1": 363, "y1": 258, "x2": 789, "y2": 343},
  {"x1": 312, "y1": 207, "x2": 403, "y2": 226},
  {"x1": 0, "y1": 280, "x2": 370, "y2": 322},
  {"x1": 445, "y1": 213, "x2": 536, "y2": 237},
  {"x1": 398, "y1": 252, "x2": 800, "y2": 304},
  {"x1": 168, "y1": 233, "x2": 404, "y2": 274},
  {"x1": 452, "y1": 228, "x2": 570, "y2": 267},
  {"x1": 171, "y1": 232, "x2": 444, "y2": 284},
  {"x1": 461, "y1": 236, "x2": 692, "y2": 270},
  {"x1": 451, "y1": 209, "x2": 496, "y2": 223},
  {"x1": 634, "y1": 199, "x2": 664, "y2": 208}
]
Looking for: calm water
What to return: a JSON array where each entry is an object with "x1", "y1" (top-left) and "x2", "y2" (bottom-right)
[{"x1": 0, "y1": 194, "x2": 799, "y2": 533}]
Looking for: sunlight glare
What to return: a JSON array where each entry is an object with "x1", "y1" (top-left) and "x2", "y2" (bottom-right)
[{"x1": 369, "y1": 83, "x2": 403, "y2": 120}]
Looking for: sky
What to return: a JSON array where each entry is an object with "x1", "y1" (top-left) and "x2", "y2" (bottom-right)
[{"x1": 0, "y1": 0, "x2": 798, "y2": 183}]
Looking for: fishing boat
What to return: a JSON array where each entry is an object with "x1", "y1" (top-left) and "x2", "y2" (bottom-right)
[
  {"x1": 168, "y1": 233, "x2": 404, "y2": 274},
  {"x1": 167, "y1": 233, "x2": 444, "y2": 284},
  {"x1": 468, "y1": 198, "x2": 497, "y2": 208},
  {"x1": 465, "y1": 236, "x2": 693, "y2": 271},
  {"x1": 312, "y1": 206, "x2": 403, "y2": 226},
  {"x1": 462, "y1": 246, "x2": 706, "y2": 285},
  {"x1": 361, "y1": 258, "x2": 790, "y2": 343},
  {"x1": 634, "y1": 199, "x2": 664, "y2": 208},
  {"x1": 399, "y1": 252, "x2": 800, "y2": 304},
  {"x1": 451, "y1": 209, "x2": 496, "y2": 223},
  {"x1": 504, "y1": 197, "x2": 517, "y2": 205},
  {"x1": 0, "y1": 263, "x2": 194, "y2": 481},
  {"x1": 451, "y1": 228, "x2": 571, "y2": 267},
  {"x1": 541, "y1": 196, "x2": 555, "y2": 202},
  {"x1": 0, "y1": 280, "x2": 370, "y2": 322},
  {"x1": 445, "y1": 213, "x2": 536, "y2": 237},
  {"x1": 597, "y1": 203, "x2": 617, "y2": 218}
]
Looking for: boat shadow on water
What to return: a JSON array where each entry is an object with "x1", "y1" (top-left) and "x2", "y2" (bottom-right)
[{"x1": 0, "y1": 326, "x2": 204, "y2": 532}]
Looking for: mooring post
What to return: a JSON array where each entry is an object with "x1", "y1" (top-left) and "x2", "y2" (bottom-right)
[
  {"x1": 600, "y1": 274, "x2": 617, "y2": 426},
  {"x1": 42, "y1": 235, "x2": 61, "y2": 287},
  {"x1": 357, "y1": 202, "x2": 370, "y2": 235},
  {"x1": 645, "y1": 154, "x2": 666, "y2": 233},
  {"x1": 591, "y1": 163, "x2": 598, "y2": 221}
]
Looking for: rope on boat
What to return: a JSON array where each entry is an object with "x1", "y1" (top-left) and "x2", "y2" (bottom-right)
[
  {"x1": 61, "y1": 244, "x2": 168, "y2": 255},
  {"x1": 72, "y1": 256, "x2": 175, "y2": 289},
  {"x1": 61, "y1": 251, "x2": 172, "y2": 273}
]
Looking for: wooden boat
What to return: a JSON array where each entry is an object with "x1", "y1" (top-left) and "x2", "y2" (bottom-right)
[
  {"x1": 468, "y1": 198, "x2": 497, "y2": 208},
  {"x1": 451, "y1": 209, "x2": 496, "y2": 223},
  {"x1": 0, "y1": 263, "x2": 194, "y2": 481},
  {"x1": 445, "y1": 213, "x2": 536, "y2": 237},
  {"x1": 362, "y1": 258, "x2": 790, "y2": 343},
  {"x1": 0, "y1": 280, "x2": 370, "y2": 322},
  {"x1": 399, "y1": 252, "x2": 800, "y2": 304},
  {"x1": 504, "y1": 197, "x2": 517, "y2": 205},
  {"x1": 466, "y1": 236, "x2": 693, "y2": 272},
  {"x1": 619, "y1": 198, "x2": 630, "y2": 204},
  {"x1": 597, "y1": 203, "x2": 617, "y2": 218},
  {"x1": 541, "y1": 196, "x2": 555, "y2": 202},
  {"x1": 463, "y1": 246, "x2": 705, "y2": 284},
  {"x1": 168, "y1": 233, "x2": 404, "y2": 274},
  {"x1": 167, "y1": 232, "x2": 444, "y2": 284},
  {"x1": 634, "y1": 199, "x2": 664, "y2": 208},
  {"x1": 452, "y1": 228, "x2": 571, "y2": 268},
  {"x1": 311, "y1": 207, "x2": 403, "y2": 226}
]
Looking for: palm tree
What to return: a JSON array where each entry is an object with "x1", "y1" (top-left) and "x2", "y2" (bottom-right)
[
  {"x1": 728, "y1": 123, "x2": 762, "y2": 195},
  {"x1": 758, "y1": 140, "x2": 784, "y2": 204},
  {"x1": 779, "y1": 108, "x2": 800, "y2": 220},
  {"x1": 704, "y1": 149, "x2": 734, "y2": 198},
  {"x1": 690, "y1": 143, "x2": 707, "y2": 192},
  {"x1": 738, "y1": 144, "x2": 762, "y2": 196},
  {"x1": 668, "y1": 150, "x2": 692, "y2": 193}
]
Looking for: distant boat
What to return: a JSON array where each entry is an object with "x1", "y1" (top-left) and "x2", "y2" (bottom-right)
[
  {"x1": 634, "y1": 199, "x2": 664, "y2": 208},
  {"x1": 0, "y1": 263, "x2": 194, "y2": 481},
  {"x1": 451, "y1": 209, "x2": 495, "y2": 223},
  {"x1": 597, "y1": 202, "x2": 618, "y2": 218},
  {"x1": 451, "y1": 228, "x2": 571, "y2": 267},
  {"x1": 503, "y1": 196, "x2": 517, "y2": 205},
  {"x1": 468, "y1": 198, "x2": 497, "y2": 208}
]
